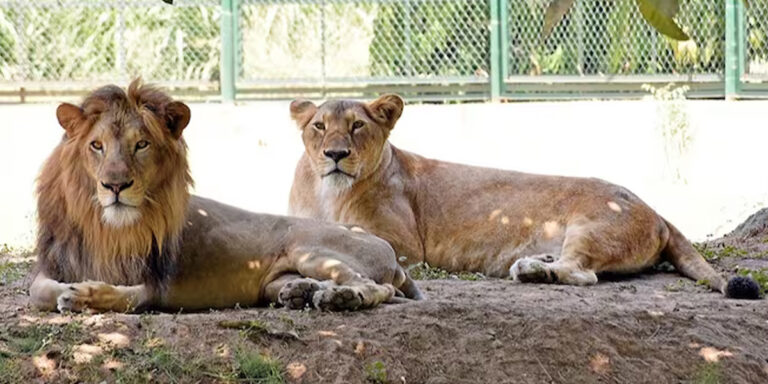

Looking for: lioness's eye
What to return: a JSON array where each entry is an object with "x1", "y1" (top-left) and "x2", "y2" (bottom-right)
[
  {"x1": 135, "y1": 140, "x2": 150, "y2": 151},
  {"x1": 313, "y1": 122, "x2": 325, "y2": 131},
  {"x1": 90, "y1": 141, "x2": 103, "y2": 152},
  {"x1": 351, "y1": 120, "x2": 364, "y2": 131}
]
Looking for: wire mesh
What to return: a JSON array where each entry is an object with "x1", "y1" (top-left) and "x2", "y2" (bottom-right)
[
  {"x1": 506, "y1": 0, "x2": 724, "y2": 77},
  {"x1": 0, "y1": 0, "x2": 766, "y2": 99},
  {"x1": 745, "y1": 1, "x2": 768, "y2": 78},
  {"x1": 0, "y1": 0, "x2": 220, "y2": 83},
  {"x1": 238, "y1": 0, "x2": 490, "y2": 83}
]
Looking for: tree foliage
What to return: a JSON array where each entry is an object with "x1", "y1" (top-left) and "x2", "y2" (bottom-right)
[{"x1": 545, "y1": 0, "x2": 748, "y2": 41}]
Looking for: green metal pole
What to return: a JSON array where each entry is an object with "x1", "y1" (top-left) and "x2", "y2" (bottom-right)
[
  {"x1": 221, "y1": 0, "x2": 236, "y2": 102},
  {"x1": 233, "y1": 0, "x2": 241, "y2": 90},
  {"x1": 725, "y1": 0, "x2": 744, "y2": 99},
  {"x1": 498, "y1": 0, "x2": 508, "y2": 97},
  {"x1": 489, "y1": 0, "x2": 502, "y2": 101},
  {"x1": 737, "y1": 0, "x2": 746, "y2": 82}
]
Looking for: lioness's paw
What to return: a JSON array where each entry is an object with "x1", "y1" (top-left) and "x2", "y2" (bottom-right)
[
  {"x1": 312, "y1": 286, "x2": 364, "y2": 311},
  {"x1": 278, "y1": 278, "x2": 321, "y2": 310},
  {"x1": 56, "y1": 281, "x2": 124, "y2": 313},
  {"x1": 510, "y1": 258, "x2": 556, "y2": 283}
]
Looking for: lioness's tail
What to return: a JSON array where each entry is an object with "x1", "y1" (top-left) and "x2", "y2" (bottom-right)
[{"x1": 662, "y1": 219, "x2": 760, "y2": 299}]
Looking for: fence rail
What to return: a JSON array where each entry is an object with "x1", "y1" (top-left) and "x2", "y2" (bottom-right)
[{"x1": 0, "y1": 0, "x2": 766, "y2": 102}]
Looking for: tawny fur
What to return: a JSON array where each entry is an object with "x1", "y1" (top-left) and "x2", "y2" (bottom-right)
[
  {"x1": 36, "y1": 81, "x2": 189, "y2": 286},
  {"x1": 288, "y1": 95, "x2": 745, "y2": 297},
  {"x1": 30, "y1": 81, "x2": 422, "y2": 313}
]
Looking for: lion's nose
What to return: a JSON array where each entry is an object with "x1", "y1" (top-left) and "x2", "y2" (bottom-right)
[
  {"x1": 323, "y1": 149, "x2": 351, "y2": 163},
  {"x1": 101, "y1": 180, "x2": 134, "y2": 194}
]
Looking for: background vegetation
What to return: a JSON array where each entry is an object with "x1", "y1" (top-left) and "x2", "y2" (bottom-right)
[{"x1": 1, "y1": 0, "x2": 766, "y2": 84}]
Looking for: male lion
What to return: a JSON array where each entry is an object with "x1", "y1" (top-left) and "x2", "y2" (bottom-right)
[
  {"x1": 288, "y1": 95, "x2": 759, "y2": 299},
  {"x1": 29, "y1": 80, "x2": 422, "y2": 313}
]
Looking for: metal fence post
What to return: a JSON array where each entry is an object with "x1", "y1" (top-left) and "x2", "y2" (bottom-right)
[
  {"x1": 489, "y1": 0, "x2": 503, "y2": 101},
  {"x1": 498, "y1": 0, "x2": 508, "y2": 96},
  {"x1": 725, "y1": 0, "x2": 744, "y2": 99},
  {"x1": 221, "y1": 0, "x2": 237, "y2": 102}
]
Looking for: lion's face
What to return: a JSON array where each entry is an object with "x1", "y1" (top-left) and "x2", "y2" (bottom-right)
[
  {"x1": 290, "y1": 95, "x2": 403, "y2": 191},
  {"x1": 55, "y1": 84, "x2": 191, "y2": 228}
]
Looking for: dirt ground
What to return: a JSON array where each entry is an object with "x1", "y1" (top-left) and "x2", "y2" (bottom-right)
[{"x1": 1, "y1": 220, "x2": 768, "y2": 383}]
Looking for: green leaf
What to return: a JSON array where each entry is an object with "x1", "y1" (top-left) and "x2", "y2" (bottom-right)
[
  {"x1": 162, "y1": 0, "x2": 173, "y2": 4},
  {"x1": 542, "y1": 0, "x2": 576, "y2": 40},
  {"x1": 636, "y1": 0, "x2": 689, "y2": 41}
]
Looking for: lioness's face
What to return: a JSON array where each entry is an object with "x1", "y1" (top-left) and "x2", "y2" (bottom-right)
[
  {"x1": 56, "y1": 92, "x2": 190, "y2": 228},
  {"x1": 290, "y1": 95, "x2": 403, "y2": 191}
]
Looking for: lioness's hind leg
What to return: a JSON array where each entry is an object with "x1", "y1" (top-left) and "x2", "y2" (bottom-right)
[{"x1": 510, "y1": 257, "x2": 597, "y2": 286}]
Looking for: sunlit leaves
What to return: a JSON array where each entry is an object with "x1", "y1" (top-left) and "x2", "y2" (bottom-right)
[
  {"x1": 542, "y1": 0, "x2": 575, "y2": 40},
  {"x1": 636, "y1": 0, "x2": 689, "y2": 40},
  {"x1": 542, "y1": 0, "x2": 753, "y2": 41}
]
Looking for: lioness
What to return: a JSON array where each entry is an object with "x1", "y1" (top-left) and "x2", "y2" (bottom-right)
[
  {"x1": 288, "y1": 95, "x2": 759, "y2": 299},
  {"x1": 29, "y1": 80, "x2": 422, "y2": 313}
]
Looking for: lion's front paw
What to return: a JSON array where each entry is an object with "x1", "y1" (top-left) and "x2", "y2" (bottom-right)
[
  {"x1": 510, "y1": 258, "x2": 556, "y2": 283},
  {"x1": 312, "y1": 286, "x2": 364, "y2": 311},
  {"x1": 56, "y1": 281, "x2": 125, "y2": 313},
  {"x1": 278, "y1": 278, "x2": 321, "y2": 310}
]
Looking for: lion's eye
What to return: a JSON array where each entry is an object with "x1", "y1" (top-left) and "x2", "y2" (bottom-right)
[
  {"x1": 351, "y1": 120, "x2": 364, "y2": 131},
  {"x1": 90, "y1": 141, "x2": 103, "y2": 152},
  {"x1": 135, "y1": 140, "x2": 150, "y2": 151},
  {"x1": 313, "y1": 122, "x2": 325, "y2": 131}
]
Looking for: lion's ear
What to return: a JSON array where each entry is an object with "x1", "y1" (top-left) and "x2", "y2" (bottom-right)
[
  {"x1": 289, "y1": 99, "x2": 317, "y2": 128},
  {"x1": 165, "y1": 101, "x2": 191, "y2": 139},
  {"x1": 56, "y1": 103, "x2": 84, "y2": 136},
  {"x1": 368, "y1": 94, "x2": 404, "y2": 129}
]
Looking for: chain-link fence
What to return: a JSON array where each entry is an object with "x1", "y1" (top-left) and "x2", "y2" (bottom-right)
[
  {"x1": 235, "y1": 0, "x2": 490, "y2": 100},
  {"x1": 238, "y1": 0, "x2": 488, "y2": 82},
  {"x1": 0, "y1": 0, "x2": 220, "y2": 100},
  {"x1": 0, "y1": 0, "x2": 766, "y2": 101},
  {"x1": 506, "y1": 0, "x2": 723, "y2": 76},
  {"x1": 746, "y1": 1, "x2": 768, "y2": 79}
]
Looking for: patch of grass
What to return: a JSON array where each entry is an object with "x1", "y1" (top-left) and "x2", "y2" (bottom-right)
[
  {"x1": 0, "y1": 260, "x2": 33, "y2": 286},
  {"x1": 234, "y1": 348, "x2": 284, "y2": 384},
  {"x1": 219, "y1": 320, "x2": 269, "y2": 333},
  {"x1": 0, "y1": 243, "x2": 34, "y2": 257},
  {"x1": 693, "y1": 243, "x2": 748, "y2": 261},
  {"x1": 693, "y1": 362, "x2": 722, "y2": 384},
  {"x1": 408, "y1": 263, "x2": 485, "y2": 281},
  {"x1": 364, "y1": 360, "x2": 388, "y2": 384},
  {"x1": 664, "y1": 279, "x2": 688, "y2": 292},
  {"x1": 736, "y1": 267, "x2": 768, "y2": 296},
  {"x1": 0, "y1": 244, "x2": 34, "y2": 286},
  {"x1": 0, "y1": 356, "x2": 23, "y2": 383},
  {"x1": 110, "y1": 337, "x2": 220, "y2": 383},
  {"x1": 2, "y1": 317, "x2": 239, "y2": 383},
  {"x1": 3, "y1": 321, "x2": 87, "y2": 355}
]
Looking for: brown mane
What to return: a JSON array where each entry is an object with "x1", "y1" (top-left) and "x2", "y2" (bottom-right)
[{"x1": 35, "y1": 79, "x2": 192, "y2": 287}]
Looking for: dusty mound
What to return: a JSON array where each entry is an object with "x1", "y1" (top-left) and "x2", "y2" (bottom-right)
[
  {"x1": 709, "y1": 208, "x2": 768, "y2": 250},
  {"x1": 728, "y1": 208, "x2": 768, "y2": 239},
  {"x1": 1, "y1": 270, "x2": 767, "y2": 383}
]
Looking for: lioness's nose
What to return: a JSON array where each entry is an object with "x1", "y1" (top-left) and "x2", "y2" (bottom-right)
[
  {"x1": 324, "y1": 149, "x2": 350, "y2": 162},
  {"x1": 101, "y1": 180, "x2": 134, "y2": 194}
]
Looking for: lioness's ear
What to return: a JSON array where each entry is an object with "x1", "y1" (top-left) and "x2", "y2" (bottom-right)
[
  {"x1": 289, "y1": 99, "x2": 317, "y2": 128},
  {"x1": 165, "y1": 101, "x2": 191, "y2": 139},
  {"x1": 368, "y1": 94, "x2": 404, "y2": 129},
  {"x1": 56, "y1": 103, "x2": 84, "y2": 136}
]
